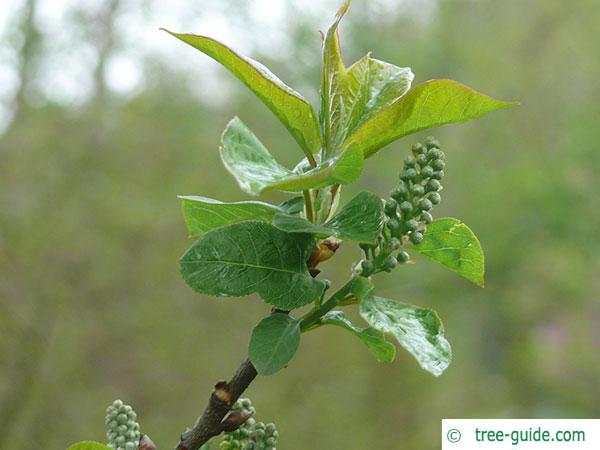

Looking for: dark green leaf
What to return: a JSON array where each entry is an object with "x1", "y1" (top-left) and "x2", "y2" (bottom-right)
[
  {"x1": 220, "y1": 117, "x2": 363, "y2": 195},
  {"x1": 249, "y1": 313, "x2": 301, "y2": 375},
  {"x1": 347, "y1": 79, "x2": 517, "y2": 157},
  {"x1": 320, "y1": 1, "x2": 414, "y2": 154},
  {"x1": 414, "y1": 217, "x2": 485, "y2": 287},
  {"x1": 272, "y1": 191, "x2": 384, "y2": 243},
  {"x1": 180, "y1": 221, "x2": 326, "y2": 309},
  {"x1": 66, "y1": 443, "x2": 112, "y2": 450},
  {"x1": 179, "y1": 195, "x2": 280, "y2": 238},
  {"x1": 278, "y1": 196, "x2": 305, "y2": 215},
  {"x1": 162, "y1": 30, "x2": 322, "y2": 158},
  {"x1": 360, "y1": 295, "x2": 451, "y2": 376},
  {"x1": 320, "y1": 310, "x2": 396, "y2": 363}
]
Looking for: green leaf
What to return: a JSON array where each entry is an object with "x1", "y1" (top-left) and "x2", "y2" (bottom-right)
[
  {"x1": 319, "y1": 1, "x2": 414, "y2": 154},
  {"x1": 249, "y1": 313, "x2": 301, "y2": 375},
  {"x1": 346, "y1": 79, "x2": 517, "y2": 157},
  {"x1": 320, "y1": 311, "x2": 396, "y2": 363},
  {"x1": 162, "y1": 30, "x2": 322, "y2": 158},
  {"x1": 278, "y1": 196, "x2": 305, "y2": 215},
  {"x1": 360, "y1": 295, "x2": 451, "y2": 376},
  {"x1": 180, "y1": 221, "x2": 326, "y2": 309},
  {"x1": 272, "y1": 191, "x2": 384, "y2": 243},
  {"x1": 413, "y1": 217, "x2": 485, "y2": 287},
  {"x1": 179, "y1": 195, "x2": 280, "y2": 238},
  {"x1": 220, "y1": 117, "x2": 363, "y2": 195},
  {"x1": 66, "y1": 442, "x2": 111, "y2": 450}
]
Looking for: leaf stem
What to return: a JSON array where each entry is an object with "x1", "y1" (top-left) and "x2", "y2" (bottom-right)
[
  {"x1": 299, "y1": 278, "x2": 356, "y2": 332},
  {"x1": 303, "y1": 190, "x2": 314, "y2": 223}
]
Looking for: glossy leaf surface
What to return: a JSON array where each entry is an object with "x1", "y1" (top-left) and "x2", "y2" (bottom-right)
[
  {"x1": 180, "y1": 195, "x2": 280, "y2": 238},
  {"x1": 66, "y1": 443, "x2": 111, "y2": 450},
  {"x1": 220, "y1": 117, "x2": 363, "y2": 195},
  {"x1": 249, "y1": 313, "x2": 301, "y2": 375},
  {"x1": 180, "y1": 221, "x2": 326, "y2": 309},
  {"x1": 320, "y1": 310, "x2": 396, "y2": 363},
  {"x1": 360, "y1": 295, "x2": 451, "y2": 376},
  {"x1": 163, "y1": 30, "x2": 322, "y2": 157},
  {"x1": 347, "y1": 79, "x2": 517, "y2": 157},
  {"x1": 272, "y1": 191, "x2": 384, "y2": 243},
  {"x1": 414, "y1": 217, "x2": 485, "y2": 287}
]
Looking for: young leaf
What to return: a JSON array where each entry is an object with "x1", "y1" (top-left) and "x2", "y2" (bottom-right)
[
  {"x1": 162, "y1": 30, "x2": 322, "y2": 158},
  {"x1": 278, "y1": 196, "x2": 305, "y2": 215},
  {"x1": 66, "y1": 443, "x2": 112, "y2": 450},
  {"x1": 272, "y1": 191, "x2": 384, "y2": 243},
  {"x1": 346, "y1": 79, "x2": 517, "y2": 157},
  {"x1": 220, "y1": 117, "x2": 363, "y2": 195},
  {"x1": 319, "y1": 1, "x2": 414, "y2": 154},
  {"x1": 179, "y1": 195, "x2": 280, "y2": 238},
  {"x1": 360, "y1": 295, "x2": 451, "y2": 376},
  {"x1": 320, "y1": 310, "x2": 396, "y2": 363},
  {"x1": 249, "y1": 313, "x2": 301, "y2": 375},
  {"x1": 180, "y1": 221, "x2": 326, "y2": 310},
  {"x1": 413, "y1": 217, "x2": 485, "y2": 287}
]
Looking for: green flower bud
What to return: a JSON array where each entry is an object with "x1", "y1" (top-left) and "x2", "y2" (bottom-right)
[
  {"x1": 361, "y1": 260, "x2": 374, "y2": 277},
  {"x1": 410, "y1": 231, "x2": 424, "y2": 244},
  {"x1": 424, "y1": 136, "x2": 440, "y2": 149},
  {"x1": 388, "y1": 237, "x2": 401, "y2": 251},
  {"x1": 384, "y1": 198, "x2": 397, "y2": 215},
  {"x1": 220, "y1": 442, "x2": 231, "y2": 450},
  {"x1": 420, "y1": 165, "x2": 434, "y2": 178},
  {"x1": 399, "y1": 201, "x2": 413, "y2": 214},
  {"x1": 255, "y1": 422, "x2": 265, "y2": 431},
  {"x1": 266, "y1": 437, "x2": 276, "y2": 446},
  {"x1": 426, "y1": 148, "x2": 444, "y2": 161},
  {"x1": 387, "y1": 218, "x2": 400, "y2": 233},
  {"x1": 426, "y1": 179, "x2": 441, "y2": 192},
  {"x1": 231, "y1": 440, "x2": 241, "y2": 448},
  {"x1": 400, "y1": 168, "x2": 417, "y2": 181},
  {"x1": 404, "y1": 155, "x2": 416, "y2": 167},
  {"x1": 429, "y1": 192, "x2": 441, "y2": 205},
  {"x1": 421, "y1": 211, "x2": 433, "y2": 224},
  {"x1": 383, "y1": 256, "x2": 398, "y2": 271},
  {"x1": 405, "y1": 219, "x2": 419, "y2": 231},
  {"x1": 253, "y1": 429, "x2": 266, "y2": 440},
  {"x1": 432, "y1": 170, "x2": 444, "y2": 180},
  {"x1": 416, "y1": 154, "x2": 428, "y2": 167},
  {"x1": 411, "y1": 142, "x2": 425, "y2": 155},
  {"x1": 411, "y1": 184, "x2": 424, "y2": 196},
  {"x1": 397, "y1": 251, "x2": 410, "y2": 263},
  {"x1": 431, "y1": 159, "x2": 445, "y2": 171},
  {"x1": 125, "y1": 443, "x2": 136, "y2": 450},
  {"x1": 243, "y1": 443, "x2": 255, "y2": 450},
  {"x1": 265, "y1": 423, "x2": 276, "y2": 435},
  {"x1": 418, "y1": 199, "x2": 433, "y2": 211}
]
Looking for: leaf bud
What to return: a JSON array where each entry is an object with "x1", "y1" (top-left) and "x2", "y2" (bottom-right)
[
  {"x1": 429, "y1": 192, "x2": 441, "y2": 205},
  {"x1": 410, "y1": 231, "x2": 424, "y2": 244},
  {"x1": 418, "y1": 198, "x2": 433, "y2": 211},
  {"x1": 420, "y1": 165, "x2": 434, "y2": 178}
]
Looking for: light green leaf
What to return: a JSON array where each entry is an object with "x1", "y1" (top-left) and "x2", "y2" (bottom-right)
[
  {"x1": 249, "y1": 313, "x2": 301, "y2": 375},
  {"x1": 320, "y1": 311, "x2": 396, "y2": 363},
  {"x1": 220, "y1": 117, "x2": 363, "y2": 195},
  {"x1": 272, "y1": 191, "x2": 384, "y2": 243},
  {"x1": 163, "y1": 30, "x2": 322, "y2": 157},
  {"x1": 66, "y1": 442, "x2": 111, "y2": 450},
  {"x1": 320, "y1": 1, "x2": 414, "y2": 154},
  {"x1": 347, "y1": 79, "x2": 517, "y2": 157},
  {"x1": 179, "y1": 195, "x2": 280, "y2": 238},
  {"x1": 360, "y1": 295, "x2": 451, "y2": 376},
  {"x1": 278, "y1": 196, "x2": 305, "y2": 215},
  {"x1": 414, "y1": 217, "x2": 485, "y2": 287},
  {"x1": 180, "y1": 221, "x2": 326, "y2": 310}
]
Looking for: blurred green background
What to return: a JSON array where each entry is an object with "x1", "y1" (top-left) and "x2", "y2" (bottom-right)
[{"x1": 1, "y1": 0, "x2": 599, "y2": 449}]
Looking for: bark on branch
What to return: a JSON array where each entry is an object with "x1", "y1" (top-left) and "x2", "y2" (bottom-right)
[{"x1": 173, "y1": 358, "x2": 258, "y2": 450}]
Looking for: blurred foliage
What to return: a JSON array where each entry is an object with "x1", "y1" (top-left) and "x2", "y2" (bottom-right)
[{"x1": 1, "y1": 0, "x2": 599, "y2": 449}]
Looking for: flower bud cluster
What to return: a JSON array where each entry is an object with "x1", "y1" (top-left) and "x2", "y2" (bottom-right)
[
  {"x1": 220, "y1": 398, "x2": 278, "y2": 450},
  {"x1": 105, "y1": 400, "x2": 141, "y2": 450},
  {"x1": 359, "y1": 137, "x2": 445, "y2": 276}
]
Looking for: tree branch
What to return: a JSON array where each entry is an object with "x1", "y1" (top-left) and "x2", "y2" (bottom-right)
[{"x1": 174, "y1": 358, "x2": 258, "y2": 450}]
